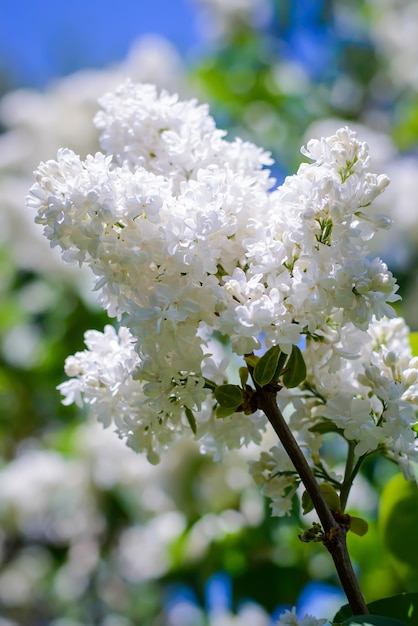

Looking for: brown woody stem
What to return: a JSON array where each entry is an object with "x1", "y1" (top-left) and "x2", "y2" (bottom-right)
[{"x1": 256, "y1": 385, "x2": 368, "y2": 616}]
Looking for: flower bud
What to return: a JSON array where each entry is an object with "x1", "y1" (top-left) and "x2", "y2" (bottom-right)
[{"x1": 404, "y1": 368, "x2": 418, "y2": 387}]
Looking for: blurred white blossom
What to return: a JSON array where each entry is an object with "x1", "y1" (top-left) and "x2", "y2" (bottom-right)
[
  {"x1": 0, "y1": 36, "x2": 184, "y2": 280},
  {"x1": 366, "y1": 0, "x2": 418, "y2": 91},
  {"x1": 276, "y1": 607, "x2": 326, "y2": 626},
  {"x1": 0, "y1": 419, "x2": 266, "y2": 611}
]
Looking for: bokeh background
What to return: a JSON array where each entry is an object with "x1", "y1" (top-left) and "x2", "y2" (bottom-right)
[{"x1": 1, "y1": 1, "x2": 418, "y2": 624}]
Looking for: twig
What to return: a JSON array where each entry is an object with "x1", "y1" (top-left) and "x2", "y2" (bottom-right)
[{"x1": 256, "y1": 385, "x2": 368, "y2": 616}]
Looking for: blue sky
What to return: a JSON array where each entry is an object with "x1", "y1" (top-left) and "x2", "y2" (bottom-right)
[
  {"x1": 0, "y1": 1, "x2": 340, "y2": 90},
  {"x1": 0, "y1": 0, "x2": 201, "y2": 88}
]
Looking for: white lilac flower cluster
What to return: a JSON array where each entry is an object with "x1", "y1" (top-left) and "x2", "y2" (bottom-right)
[
  {"x1": 253, "y1": 315, "x2": 418, "y2": 516},
  {"x1": 27, "y1": 82, "x2": 418, "y2": 487}
]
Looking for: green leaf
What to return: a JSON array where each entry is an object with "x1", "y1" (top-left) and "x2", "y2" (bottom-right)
[
  {"x1": 239, "y1": 366, "x2": 249, "y2": 389},
  {"x1": 274, "y1": 349, "x2": 289, "y2": 380},
  {"x1": 349, "y1": 515, "x2": 369, "y2": 537},
  {"x1": 244, "y1": 353, "x2": 259, "y2": 368},
  {"x1": 334, "y1": 592, "x2": 418, "y2": 625},
  {"x1": 319, "y1": 483, "x2": 341, "y2": 512},
  {"x1": 203, "y1": 378, "x2": 217, "y2": 391},
  {"x1": 301, "y1": 483, "x2": 341, "y2": 515},
  {"x1": 301, "y1": 490, "x2": 314, "y2": 515},
  {"x1": 253, "y1": 345, "x2": 282, "y2": 387},
  {"x1": 366, "y1": 594, "x2": 418, "y2": 625},
  {"x1": 379, "y1": 473, "x2": 418, "y2": 569},
  {"x1": 282, "y1": 344, "x2": 307, "y2": 388},
  {"x1": 216, "y1": 405, "x2": 239, "y2": 419},
  {"x1": 349, "y1": 516, "x2": 368, "y2": 537},
  {"x1": 214, "y1": 384, "x2": 243, "y2": 408},
  {"x1": 340, "y1": 615, "x2": 407, "y2": 625},
  {"x1": 184, "y1": 407, "x2": 197, "y2": 435},
  {"x1": 366, "y1": 594, "x2": 418, "y2": 626}
]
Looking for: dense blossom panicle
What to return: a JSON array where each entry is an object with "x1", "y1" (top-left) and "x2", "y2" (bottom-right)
[
  {"x1": 278, "y1": 316, "x2": 418, "y2": 481},
  {"x1": 94, "y1": 80, "x2": 273, "y2": 192},
  {"x1": 28, "y1": 82, "x2": 418, "y2": 511},
  {"x1": 58, "y1": 325, "x2": 267, "y2": 464}
]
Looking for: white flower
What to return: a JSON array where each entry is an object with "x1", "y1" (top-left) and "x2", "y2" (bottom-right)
[
  {"x1": 276, "y1": 606, "x2": 327, "y2": 626},
  {"x1": 367, "y1": 0, "x2": 418, "y2": 91},
  {"x1": 249, "y1": 446, "x2": 300, "y2": 516},
  {"x1": 94, "y1": 80, "x2": 272, "y2": 193},
  {"x1": 0, "y1": 449, "x2": 100, "y2": 543}
]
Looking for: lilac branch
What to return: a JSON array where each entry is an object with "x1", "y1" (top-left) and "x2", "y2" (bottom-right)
[{"x1": 255, "y1": 385, "x2": 368, "y2": 616}]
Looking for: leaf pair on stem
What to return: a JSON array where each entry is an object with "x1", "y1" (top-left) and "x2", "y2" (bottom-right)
[{"x1": 213, "y1": 343, "x2": 307, "y2": 418}]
